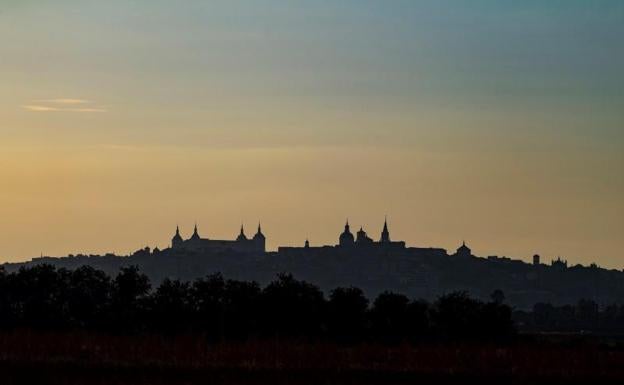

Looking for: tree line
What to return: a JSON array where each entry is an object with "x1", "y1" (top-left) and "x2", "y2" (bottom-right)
[
  {"x1": 515, "y1": 300, "x2": 624, "y2": 333},
  {"x1": 0, "y1": 265, "x2": 514, "y2": 342}
]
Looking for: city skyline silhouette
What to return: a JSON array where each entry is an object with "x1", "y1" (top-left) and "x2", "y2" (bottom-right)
[
  {"x1": 1, "y1": 212, "x2": 620, "y2": 269},
  {"x1": 1, "y1": 2, "x2": 622, "y2": 383}
]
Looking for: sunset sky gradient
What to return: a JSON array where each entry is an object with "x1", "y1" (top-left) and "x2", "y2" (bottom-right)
[{"x1": 0, "y1": 1, "x2": 622, "y2": 266}]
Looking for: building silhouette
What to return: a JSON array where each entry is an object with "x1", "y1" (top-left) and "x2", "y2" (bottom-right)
[
  {"x1": 171, "y1": 223, "x2": 265, "y2": 253},
  {"x1": 455, "y1": 241, "x2": 472, "y2": 258},
  {"x1": 12, "y1": 217, "x2": 618, "y2": 310},
  {"x1": 333, "y1": 219, "x2": 405, "y2": 251},
  {"x1": 338, "y1": 220, "x2": 355, "y2": 247},
  {"x1": 551, "y1": 257, "x2": 568, "y2": 269}
]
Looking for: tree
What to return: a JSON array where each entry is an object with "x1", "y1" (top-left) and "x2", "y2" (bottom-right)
[
  {"x1": 532, "y1": 302, "x2": 556, "y2": 330},
  {"x1": 327, "y1": 287, "x2": 369, "y2": 342},
  {"x1": 576, "y1": 299, "x2": 599, "y2": 330},
  {"x1": 191, "y1": 273, "x2": 226, "y2": 338},
  {"x1": 110, "y1": 266, "x2": 151, "y2": 332},
  {"x1": 150, "y1": 278, "x2": 192, "y2": 333},
  {"x1": 405, "y1": 299, "x2": 430, "y2": 340},
  {"x1": 11, "y1": 265, "x2": 70, "y2": 329},
  {"x1": 432, "y1": 291, "x2": 483, "y2": 339},
  {"x1": 490, "y1": 289, "x2": 505, "y2": 305},
  {"x1": 66, "y1": 266, "x2": 112, "y2": 329},
  {"x1": 223, "y1": 279, "x2": 261, "y2": 339},
  {"x1": 370, "y1": 292, "x2": 410, "y2": 342},
  {"x1": 0, "y1": 266, "x2": 15, "y2": 328},
  {"x1": 260, "y1": 273, "x2": 325, "y2": 338}
]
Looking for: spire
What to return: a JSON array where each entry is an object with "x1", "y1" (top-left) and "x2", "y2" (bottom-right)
[
  {"x1": 380, "y1": 216, "x2": 390, "y2": 243},
  {"x1": 237, "y1": 222, "x2": 248, "y2": 241},
  {"x1": 172, "y1": 224, "x2": 183, "y2": 246},
  {"x1": 190, "y1": 222, "x2": 200, "y2": 240},
  {"x1": 253, "y1": 221, "x2": 265, "y2": 240}
]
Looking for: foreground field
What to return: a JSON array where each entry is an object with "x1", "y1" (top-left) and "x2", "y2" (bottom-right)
[{"x1": 1, "y1": 332, "x2": 624, "y2": 384}]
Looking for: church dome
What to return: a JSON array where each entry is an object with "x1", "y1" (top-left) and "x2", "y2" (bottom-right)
[
  {"x1": 356, "y1": 226, "x2": 373, "y2": 244},
  {"x1": 339, "y1": 221, "x2": 354, "y2": 246}
]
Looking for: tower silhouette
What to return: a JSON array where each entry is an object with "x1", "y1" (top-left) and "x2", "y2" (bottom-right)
[{"x1": 380, "y1": 217, "x2": 390, "y2": 243}]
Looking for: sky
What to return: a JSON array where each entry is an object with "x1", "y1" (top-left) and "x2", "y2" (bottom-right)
[{"x1": 0, "y1": 1, "x2": 622, "y2": 267}]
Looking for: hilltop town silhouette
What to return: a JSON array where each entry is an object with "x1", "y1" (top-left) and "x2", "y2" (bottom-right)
[{"x1": 3, "y1": 219, "x2": 621, "y2": 309}]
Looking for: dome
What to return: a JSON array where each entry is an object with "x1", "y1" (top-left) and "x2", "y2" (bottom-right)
[
  {"x1": 339, "y1": 221, "x2": 354, "y2": 246},
  {"x1": 356, "y1": 226, "x2": 372, "y2": 244},
  {"x1": 340, "y1": 231, "x2": 354, "y2": 243}
]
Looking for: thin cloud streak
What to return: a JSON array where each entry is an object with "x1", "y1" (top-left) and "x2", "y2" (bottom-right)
[
  {"x1": 37, "y1": 98, "x2": 91, "y2": 104},
  {"x1": 22, "y1": 105, "x2": 62, "y2": 112},
  {"x1": 22, "y1": 105, "x2": 107, "y2": 112},
  {"x1": 22, "y1": 98, "x2": 107, "y2": 112},
  {"x1": 66, "y1": 107, "x2": 107, "y2": 112}
]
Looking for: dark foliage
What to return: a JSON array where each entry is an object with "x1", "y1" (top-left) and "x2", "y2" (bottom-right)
[
  {"x1": 260, "y1": 273, "x2": 325, "y2": 338},
  {"x1": 431, "y1": 291, "x2": 514, "y2": 340},
  {"x1": 370, "y1": 292, "x2": 410, "y2": 342},
  {"x1": 327, "y1": 287, "x2": 369, "y2": 342},
  {"x1": 0, "y1": 264, "x2": 517, "y2": 342},
  {"x1": 515, "y1": 299, "x2": 624, "y2": 333}
]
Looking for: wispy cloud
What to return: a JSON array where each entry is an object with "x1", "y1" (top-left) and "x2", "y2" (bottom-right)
[
  {"x1": 22, "y1": 98, "x2": 107, "y2": 112},
  {"x1": 65, "y1": 107, "x2": 107, "y2": 112},
  {"x1": 22, "y1": 105, "x2": 63, "y2": 112},
  {"x1": 37, "y1": 98, "x2": 91, "y2": 105}
]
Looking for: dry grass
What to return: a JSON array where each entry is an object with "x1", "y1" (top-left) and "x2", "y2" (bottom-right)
[{"x1": 1, "y1": 331, "x2": 623, "y2": 384}]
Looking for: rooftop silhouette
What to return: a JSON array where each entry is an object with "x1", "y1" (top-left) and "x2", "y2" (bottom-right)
[{"x1": 4, "y1": 218, "x2": 620, "y2": 310}]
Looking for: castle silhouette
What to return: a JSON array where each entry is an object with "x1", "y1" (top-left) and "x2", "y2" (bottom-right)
[
  {"x1": 171, "y1": 223, "x2": 266, "y2": 253},
  {"x1": 170, "y1": 218, "x2": 469, "y2": 256}
]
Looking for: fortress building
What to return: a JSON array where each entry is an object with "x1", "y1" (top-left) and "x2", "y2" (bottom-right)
[
  {"x1": 338, "y1": 218, "x2": 406, "y2": 250},
  {"x1": 280, "y1": 218, "x2": 406, "y2": 254},
  {"x1": 171, "y1": 223, "x2": 265, "y2": 253}
]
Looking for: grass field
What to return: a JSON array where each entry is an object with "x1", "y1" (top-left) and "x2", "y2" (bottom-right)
[{"x1": 1, "y1": 331, "x2": 624, "y2": 384}]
